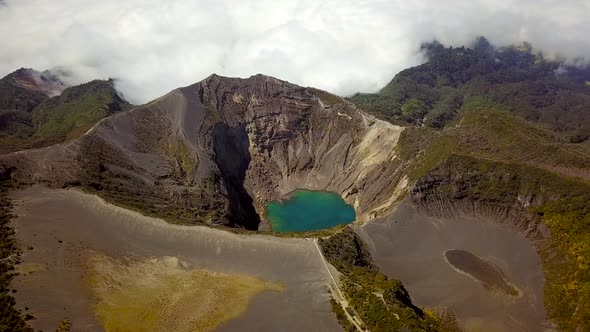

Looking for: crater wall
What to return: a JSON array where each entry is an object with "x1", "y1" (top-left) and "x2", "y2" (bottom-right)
[{"x1": 0, "y1": 74, "x2": 407, "y2": 229}]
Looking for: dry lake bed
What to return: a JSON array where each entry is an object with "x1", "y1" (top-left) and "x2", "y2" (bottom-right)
[
  {"x1": 360, "y1": 200, "x2": 549, "y2": 332},
  {"x1": 10, "y1": 186, "x2": 342, "y2": 332}
]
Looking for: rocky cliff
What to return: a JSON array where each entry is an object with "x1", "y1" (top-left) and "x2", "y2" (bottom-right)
[
  {"x1": 1, "y1": 58, "x2": 588, "y2": 330},
  {"x1": 1, "y1": 74, "x2": 406, "y2": 230}
]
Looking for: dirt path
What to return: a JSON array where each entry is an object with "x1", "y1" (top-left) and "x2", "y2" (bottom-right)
[{"x1": 314, "y1": 239, "x2": 367, "y2": 332}]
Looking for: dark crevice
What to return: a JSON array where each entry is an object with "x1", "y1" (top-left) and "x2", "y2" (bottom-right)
[{"x1": 212, "y1": 123, "x2": 260, "y2": 230}]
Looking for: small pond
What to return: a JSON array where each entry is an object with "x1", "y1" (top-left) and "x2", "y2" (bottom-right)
[{"x1": 265, "y1": 190, "x2": 356, "y2": 232}]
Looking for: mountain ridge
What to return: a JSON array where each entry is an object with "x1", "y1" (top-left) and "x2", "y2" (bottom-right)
[
  {"x1": 0, "y1": 70, "x2": 130, "y2": 153},
  {"x1": 349, "y1": 37, "x2": 590, "y2": 144},
  {"x1": 0, "y1": 73, "x2": 407, "y2": 230},
  {"x1": 0, "y1": 39, "x2": 589, "y2": 331}
]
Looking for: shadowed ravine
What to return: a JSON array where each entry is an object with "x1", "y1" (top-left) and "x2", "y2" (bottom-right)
[{"x1": 212, "y1": 123, "x2": 260, "y2": 229}]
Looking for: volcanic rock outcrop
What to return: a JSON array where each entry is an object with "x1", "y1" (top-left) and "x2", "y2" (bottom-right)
[{"x1": 1, "y1": 74, "x2": 406, "y2": 229}]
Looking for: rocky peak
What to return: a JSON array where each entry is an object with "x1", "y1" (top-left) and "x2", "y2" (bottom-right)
[
  {"x1": 0, "y1": 72, "x2": 406, "y2": 230},
  {"x1": 7, "y1": 68, "x2": 67, "y2": 97},
  {"x1": 199, "y1": 73, "x2": 310, "y2": 100}
]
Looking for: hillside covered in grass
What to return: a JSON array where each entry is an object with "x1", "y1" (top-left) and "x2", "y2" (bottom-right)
[
  {"x1": 319, "y1": 227, "x2": 461, "y2": 332},
  {"x1": 0, "y1": 71, "x2": 130, "y2": 153},
  {"x1": 349, "y1": 37, "x2": 590, "y2": 144},
  {"x1": 351, "y1": 39, "x2": 590, "y2": 331},
  {"x1": 0, "y1": 180, "x2": 33, "y2": 331}
]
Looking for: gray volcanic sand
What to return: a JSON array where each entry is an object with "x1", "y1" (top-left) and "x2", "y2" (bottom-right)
[
  {"x1": 10, "y1": 186, "x2": 342, "y2": 332},
  {"x1": 359, "y1": 200, "x2": 547, "y2": 332}
]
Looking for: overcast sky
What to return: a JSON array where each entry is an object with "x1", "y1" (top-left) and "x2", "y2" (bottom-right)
[{"x1": 1, "y1": 0, "x2": 589, "y2": 103}]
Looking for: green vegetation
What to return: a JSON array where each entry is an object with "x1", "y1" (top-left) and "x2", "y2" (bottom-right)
[
  {"x1": 253, "y1": 224, "x2": 348, "y2": 239},
  {"x1": 392, "y1": 97, "x2": 590, "y2": 330},
  {"x1": 356, "y1": 39, "x2": 590, "y2": 330},
  {"x1": 319, "y1": 228, "x2": 456, "y2": 332},
  {"x1": 412, "y1": 154, "x2": 590, "y2": 330},
  {"x1": 319, "y1": 226, "x2": 375, "y2": 273},
  {"x1": 56, "y1": 317, "x2": 71, "y2": 332},
  {"x1": 162, "y1": 138, "x2": 198, "y2": 183},
  {"x1": 0, "y1": 180, "x2": 33, "y2": 331},
  {"x1": 400, "y1": 98, "x2": 427, "y2": 124},
  {"x1": 329, "y1": 298, "x2": 356, "y2": 332},
  {"x1": 389, "y1": 91, "x2": 590, "y2": 329},
  {"x1": 341, "y1": 268, "x2": 441, "y2": 332},
  {"x1": 349, "y1": 37, "x2": 590, "y2": 142},
  {"x1": 32, "y1": 80, "x2": 129, "y2": 142},
  {"x1": 0, "y1": 78, "x2": 130, "y2": 153},
  {"x1": 398, "y1": 106, "x2": 590, "y2": 181}
]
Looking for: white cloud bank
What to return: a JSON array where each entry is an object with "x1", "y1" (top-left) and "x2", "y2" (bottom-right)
[{"x1": 0, "y1": 0, "x2": 589, "y2": 103}]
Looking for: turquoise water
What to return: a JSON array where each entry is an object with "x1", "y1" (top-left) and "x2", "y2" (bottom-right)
[{"x1": 265, "y1": 190, "x2": 356, "y2": 232}]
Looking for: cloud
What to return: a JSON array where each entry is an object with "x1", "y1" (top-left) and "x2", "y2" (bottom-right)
[{"x1": 0, "y1": 0, "x2": 589, "y2": 103}]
